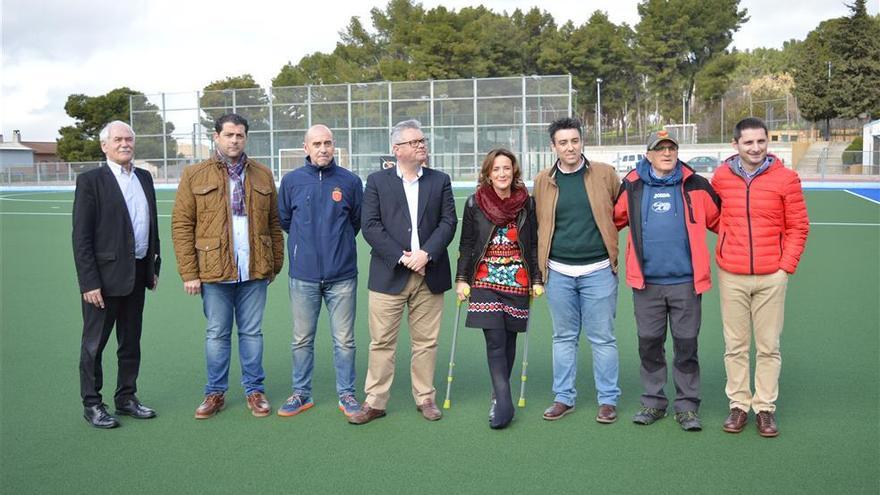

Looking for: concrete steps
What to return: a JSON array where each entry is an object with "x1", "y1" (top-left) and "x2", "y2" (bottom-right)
[{"x1": 797, "y1": 141, "x2": 852, "y2": 173}]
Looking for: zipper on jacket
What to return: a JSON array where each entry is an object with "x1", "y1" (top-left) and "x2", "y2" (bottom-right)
[
  {"x1": 318, "y1": 168, "x2": 325, "y2": 283},
  {"x1": 626, "y1": 179, "x2": 646, "y2": 288},
  {"x1": 746, "y1": 182, "x2": 755, "y2": 275},
  {"x1": 224, "y1": 173, "x2": 238, "y2": 279},
  {"x1": 682, "y1": 181, "x2": 696, "y2": 224}
]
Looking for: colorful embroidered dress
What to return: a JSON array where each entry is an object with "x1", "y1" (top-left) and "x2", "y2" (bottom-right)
[{"x1": 466, "y1": 222, "x2": 531, "y2": 331}]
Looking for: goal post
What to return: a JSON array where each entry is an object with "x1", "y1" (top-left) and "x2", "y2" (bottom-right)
[
  {"x1": 663, "y1": 124, "x2": 697, "y2": 145},
  {"x1": 277, "y1": 147, "x2": 349, "y2": 177}
]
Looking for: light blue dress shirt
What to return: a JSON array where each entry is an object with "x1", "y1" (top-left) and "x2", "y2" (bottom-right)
[{"x1": 106, "y1": 161, "x2": 149, "y2": 259}]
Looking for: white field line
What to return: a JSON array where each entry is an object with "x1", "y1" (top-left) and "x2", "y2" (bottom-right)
[{"x1": 844, "y1": 189, "x2": 880, "y2": 206}]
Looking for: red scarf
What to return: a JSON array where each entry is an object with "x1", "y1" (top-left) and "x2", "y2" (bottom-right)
[{"x1": 475, "y1": 184, "x2": 528, "y2": 226}]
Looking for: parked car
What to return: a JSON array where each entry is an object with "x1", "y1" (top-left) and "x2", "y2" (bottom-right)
[
  {"x1": 612, "y1": 153, "x2": 645, "y2": 172},
  {"x1": 687, "y1": 155, "x2": 719, "y2": 173}
]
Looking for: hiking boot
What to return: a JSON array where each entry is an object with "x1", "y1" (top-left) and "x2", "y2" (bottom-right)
[
  {"x1": 674, "y1": 410, "x2": 702, "y2": 431},
  {"x1": 632, "y1": 407, "x2": 667, "y2": 425}
]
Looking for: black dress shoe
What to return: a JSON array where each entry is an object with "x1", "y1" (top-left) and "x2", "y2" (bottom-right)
[
  {"x1": 115, "y1": 399, "x2": 157, "y2": 419},
  {"x1": 84, "y1": 404, "x2": 120, "y2": 429}
]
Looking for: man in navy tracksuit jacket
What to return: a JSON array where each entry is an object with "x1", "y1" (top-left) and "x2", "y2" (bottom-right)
[{"x1": 276, "y1": 125, "x2": 364, "y2": 419}]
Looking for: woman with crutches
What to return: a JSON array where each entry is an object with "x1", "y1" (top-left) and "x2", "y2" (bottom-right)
[{"x1": 455, "y1": 148, "x2": 542, "y2": 429}]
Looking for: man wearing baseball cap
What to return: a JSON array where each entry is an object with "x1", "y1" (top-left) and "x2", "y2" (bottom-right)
[{"x1": 613, "y1": 130, "x2": 720, "y2": 431}]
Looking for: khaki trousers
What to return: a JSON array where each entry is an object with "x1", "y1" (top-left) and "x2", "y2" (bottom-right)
[
  {"x1": 718, "y1": 268, "x2": 789, "y2": 413},
  {"x1": 364, "y1": 273, "x2": 444, "y2": 409}
]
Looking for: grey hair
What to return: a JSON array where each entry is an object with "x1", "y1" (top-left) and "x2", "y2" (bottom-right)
[
  {"x1": 390, "y1": 119, "x2": 423, "y2": 147},
  {"x1": 99, "y1": 121, "x2": 136, "y2": 143}
]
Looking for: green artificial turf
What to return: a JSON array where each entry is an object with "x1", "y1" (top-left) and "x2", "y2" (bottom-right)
[{"x1": 1, "y1": 189, "x2": 877, "y2": 493}]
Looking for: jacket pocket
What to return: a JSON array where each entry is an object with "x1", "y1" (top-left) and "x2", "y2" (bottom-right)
[
  {"x1": 195, "y1": 237, "x2": 221, "y2": 277},
  {"x1": 95, "y1": 252, "x2": 116, "y2": 263},
  {"x1": 193, "y1": 184, "x2": 221, "y2": 211},
  {"x1": 252, "y1": 185, "x2": 272, "y2": 212},
  {"x1": 256, "y1": 234, "x2": 274, "y2": 275}
]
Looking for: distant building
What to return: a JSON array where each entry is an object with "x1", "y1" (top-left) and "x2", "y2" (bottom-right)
[
  {"x1": 21, "y1": 139, "x2": 59, "y2": 163},
  {"x1": 864, "y1": 119, "x2": 880, "y2": 169},
  {"x1": 0, "y1": 131, "x2": 35, "y2": 169}
]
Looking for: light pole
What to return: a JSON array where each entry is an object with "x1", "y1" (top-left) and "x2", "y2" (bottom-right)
[
  {"x1": 596, "y1": 78, "x2": 603, "y2": 146},
  {"x1": 825, "y1": 61, "x2": 832, "y2": 140}
]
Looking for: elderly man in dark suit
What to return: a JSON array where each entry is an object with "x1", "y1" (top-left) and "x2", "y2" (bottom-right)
[
  {"x1": 72, "y1": 120, "x2": 161, "y2": 429},
  {"x1": 349, "y1": 119, "x2": 457, "y2": 425}
]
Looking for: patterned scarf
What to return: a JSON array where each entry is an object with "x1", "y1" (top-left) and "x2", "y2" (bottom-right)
[
  {"x1": 475, "y1": 183, "x2": 528, "y2": 226},
  {"x1": 217, "y1": 150, "x2": 247, "y2": 216}
]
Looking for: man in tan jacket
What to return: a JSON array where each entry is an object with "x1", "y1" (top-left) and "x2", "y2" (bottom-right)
[
  {"x1": 533, "y1": 117, "x2": 622, "y2": 424},
  {"x1": 172, "y1": 113, "x2": 283, "y2": 420}
]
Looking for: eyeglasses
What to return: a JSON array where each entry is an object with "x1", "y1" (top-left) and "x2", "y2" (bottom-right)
[
  {"x1": 395, "y1": 138, "x2": 429, "y2": 148},
  {"x1": 652, "y1": 145, "x2": 678, "y2": 152}
]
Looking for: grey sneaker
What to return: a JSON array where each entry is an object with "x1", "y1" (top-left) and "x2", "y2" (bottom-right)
[
  {"x1": 674, "y1": 410, "x2": 702, "y2": 431},
  {"x1": 632, "y1": 407, "x2": 667, "y2": 425},
  {"x1": 488, "y1": 398, "x2": 496, "y2": 424},
  {"x1": 338, "y1": 394, "x2": 361, "y2": 417}
]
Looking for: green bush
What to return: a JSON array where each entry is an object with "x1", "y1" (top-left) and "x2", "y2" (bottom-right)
[{"x1": 843, "y1": 137, "x2": 863, "y2": 165}]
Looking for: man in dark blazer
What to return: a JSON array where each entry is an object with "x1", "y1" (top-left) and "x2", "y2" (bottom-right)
[
  {"x1": 72, "y1": 120, "x2": 161, "y2": 429},
  {"x1": 349, "y1": 119, "x2": 457, "y2": 425}
]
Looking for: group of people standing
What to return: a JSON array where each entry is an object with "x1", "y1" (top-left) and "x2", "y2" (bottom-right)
[{"x1": 73, "y1": 114, "x2": 808, "y2": 438}]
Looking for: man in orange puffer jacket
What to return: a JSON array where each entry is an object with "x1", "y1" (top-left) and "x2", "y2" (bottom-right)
[{"x1": 711, "y1": 117, "x2": 810, "y2": 438}]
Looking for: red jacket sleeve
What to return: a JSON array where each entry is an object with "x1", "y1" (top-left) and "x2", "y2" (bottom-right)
[{"x1": 779, "y1": 173, "x2": 809, "y2": 274}]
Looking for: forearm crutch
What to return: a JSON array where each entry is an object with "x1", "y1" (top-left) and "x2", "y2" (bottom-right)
[
  {"x1": 517, "y1": 299, "x2": 533, "y2": 408},
  {"x1": 442, "y1": 299, "x2": 464, "y2": 409}
]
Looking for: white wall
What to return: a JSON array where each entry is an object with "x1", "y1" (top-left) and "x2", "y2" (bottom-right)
[{"x1": 864, "y1": 120, "x2": 880, "y2": 166}]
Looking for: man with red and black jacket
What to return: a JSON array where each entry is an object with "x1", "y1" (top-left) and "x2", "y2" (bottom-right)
[
  {"x1": 614, "y1": 130, "x2": 720, "y2": 432},
  {"x1": 712, "y1": 117, "x2": 809, "y2": 438}
]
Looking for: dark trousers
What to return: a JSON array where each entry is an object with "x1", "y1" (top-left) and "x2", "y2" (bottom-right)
[
  {"x1": 79, "y1": 259, "x2": 148, "y2": 407},
  {"x1": 633, "y1": 282, "x2": 701, "y2": 413},
  {"x1": 483, "y1": 329, "x2": 518, "y2": 423}
]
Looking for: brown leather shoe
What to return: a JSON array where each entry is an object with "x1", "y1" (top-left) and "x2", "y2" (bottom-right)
[
  {"x1": 542, "y1": 402, "x2": 574, "y2": 421},
  {"x1": 722, "y1": 407, "x2": 748, "y2": 433},
  {"x1": 756, "y1": 410, "x2": 779, "y2": 437},
  {"x1": 348, "y1": 403, "x2": 386, "y2": 425},
  {"x1": 417, "y1": 399, "x2": 442, "y2": 421},
  {"x1": 246, "y1": 392, "x2": 271, "y2": 417},
  {"x1": 596, "y1": 404, "x2": 617, "y2": 424},
  {"x1": 195, "y1": 393, "x2": 225, "y2": 419}
]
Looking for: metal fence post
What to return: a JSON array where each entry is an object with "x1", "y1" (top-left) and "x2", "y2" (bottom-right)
[
  {"x1": 161, "y1": 93, "x2": 168, "y2": 180},
  {"x1": 269, "y1": 86, "x2": 276, "y2": 177},
  {"x1": 473, "y1": 78, "x2": 478, "y2": 179}
]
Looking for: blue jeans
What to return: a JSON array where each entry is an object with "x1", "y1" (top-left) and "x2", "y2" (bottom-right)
[
  {"x1": 201, "y1": 279, "x2": 268, "y2": 395},
  {"x1": 545, "y1": 266, "x2": 620, "y2": 407},
  {"x1": 289, "y1": 276, "x2": 357, "y2": 398}
]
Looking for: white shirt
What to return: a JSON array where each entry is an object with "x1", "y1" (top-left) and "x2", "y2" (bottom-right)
[
  {"x1": 548, "y1": 258, "x2": 610, "y2": 278},
  {"x1": 396, "y1": 165, "x2": 423, "y2": 255},
  {"x1": 229, "y1": 177, "x2": 250, "y2": 283},
  {"x1": 106, "y1": 161, "x2": 149, "y2": 259}
]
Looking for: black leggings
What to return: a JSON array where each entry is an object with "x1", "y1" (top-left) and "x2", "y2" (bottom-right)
[{"x1": 483, "y1": 328, "x2": 519, "y2": 425}]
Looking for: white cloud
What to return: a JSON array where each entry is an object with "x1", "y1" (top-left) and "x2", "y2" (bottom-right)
[{"x1": 2, "y1": 0, "x2": 874, "y2": 141}]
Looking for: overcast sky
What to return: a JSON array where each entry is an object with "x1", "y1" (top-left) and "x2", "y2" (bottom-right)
[{"x1": 2, "y1": 0, "x2": 876, "y2": 141}]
